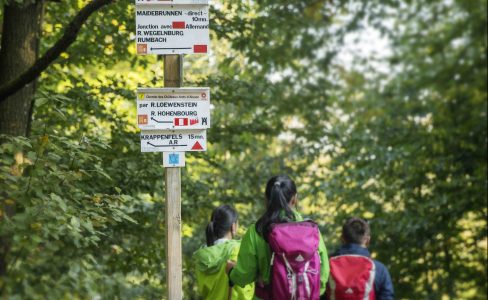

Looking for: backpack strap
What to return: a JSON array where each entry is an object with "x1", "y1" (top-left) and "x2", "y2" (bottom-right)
[
  {"x1": 227, "y1": 286, "x2": 233, "y2": 300},
  {"x1": 328, "y1": 276, "x2": 337, "y2": 300},
  {"x1": 303, "y1": 260, "x2": 311, "y2": 298},
  {"x1": 282, "y1": 253, "x2": 297, "y2": 300},
  {"x1": 363, "y1": 257, "x2": 376, "y2": 299}
]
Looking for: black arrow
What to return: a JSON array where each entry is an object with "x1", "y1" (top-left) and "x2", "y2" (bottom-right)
[
  {"x1": 150, "y1": 47, "x2": 192, "y2": 50},
  {"x1": 147, "y1": 142, "x2": 188, "y2": 148},
  {"x1": 150, "y1": 117, "x2": 172, "y2": 124}
]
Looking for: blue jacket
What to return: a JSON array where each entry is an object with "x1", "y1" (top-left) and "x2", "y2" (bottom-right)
[{"x1": 322, "y1": 244, "x2": 394, "y2": 300}]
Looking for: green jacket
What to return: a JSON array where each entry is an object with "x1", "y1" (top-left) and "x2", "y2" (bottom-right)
[
  {"x1": 229, "y1": 214, "x2": 329, "y2": 300},
  {"x1": 193, "y1": 239, "x2": 254, "y2": 300}
]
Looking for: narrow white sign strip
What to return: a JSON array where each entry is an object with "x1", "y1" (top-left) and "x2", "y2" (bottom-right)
[
  {"x1": 136, "y1": 0, "x2": 209, "y2": 5},
  {"x1": 137, "y1": 88, "x2": 210, "y2": 130},
  {"x1": 140, "y1": 130, "x2": 207, "y2": 152},
  {"x1": 135, "y1": 5, "x2": 209, "y2": 55}
]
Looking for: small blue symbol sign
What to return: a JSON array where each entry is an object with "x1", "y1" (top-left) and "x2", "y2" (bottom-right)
[{"x1": 169, "y1": 153, "x2": 179, "y2": 165}]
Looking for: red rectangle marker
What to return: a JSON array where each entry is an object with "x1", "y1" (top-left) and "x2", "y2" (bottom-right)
[
  {"x1": 193, "y1": 45, "x2": 208, "y2": 53},
  {"x1": 174, "y1": 118, "x2": 189, "y2": 126},
  {"x1": 172, "y1": 21, "x2": 185, "y2": 29}
]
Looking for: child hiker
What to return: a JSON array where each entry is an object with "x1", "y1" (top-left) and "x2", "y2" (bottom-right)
[
  {"x1": 324, "y1": 217, "x2": 394, "y2": 300},
  {"x1": 193, "y1": 204, "x2": 254, "y2": 300},
  {"x1": 227, "y1": 175, "x2": 329, "y2": 300}
]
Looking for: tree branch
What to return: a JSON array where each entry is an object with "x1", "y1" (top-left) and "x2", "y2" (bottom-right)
[{"x1": 0, "y1": 0, "x2": 115, "y2": 102}]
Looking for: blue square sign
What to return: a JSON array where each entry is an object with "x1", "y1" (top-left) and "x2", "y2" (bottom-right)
[
  {"x1": 169, "y1": 153, "x2": 179, "y2": 165},
  {"x1": 163, "y1": 152, "x2": 185, "y2": 167}
]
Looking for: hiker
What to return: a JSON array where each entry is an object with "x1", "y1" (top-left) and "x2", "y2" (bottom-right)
[
  {"x1": 227, "y1": 175, "x2": 329, "y2": 300},
  {"x1": 323, "y1": 217, "x2": 394, "y2": 300},
  {"x1": 193, "y1": 204, "x2": 254, "y2": 300}
]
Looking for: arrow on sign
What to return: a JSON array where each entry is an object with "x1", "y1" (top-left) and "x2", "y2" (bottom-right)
[
  {"x1": 151, "y1": 117, "x2": 172, "y2": 124},
  {"x1": 150, "y1": 47, "x2": 192, "y2": 50},
  {"x1": 148, "y1": 142, "x2": 188, "y2": 148}
]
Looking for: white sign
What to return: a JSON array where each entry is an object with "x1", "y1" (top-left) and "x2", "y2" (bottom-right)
[
  {"x1": 163, "y1": 152, "x2": 186, "y2": 167},
  {"x1": 141, "y1": 130, "x2": 207, "y2": 152},
  {"x1": 136, "y1": 0, "x2": 208, "y2": 4},
  {"x1": 136, "y1": 5, "x2": 209, "y2": 55},
  {"x1": 137, "y1": 88, "x2": 210, "y2": 130}
]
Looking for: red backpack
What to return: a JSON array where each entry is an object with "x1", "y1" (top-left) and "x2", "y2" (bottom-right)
[{"x1": 326, "y1": 255, "x2": 376, "y2": 300}]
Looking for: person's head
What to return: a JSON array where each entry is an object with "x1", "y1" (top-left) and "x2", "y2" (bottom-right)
[
  {"x1": 205, "y1": 204, "x2": 238, "y2": 247},
  {"x1": 341, "y1": 217, "x2": 371, "y2": 247},
  {"x1": 256, "y1": 175, "x2": 298, "y2": 240}
]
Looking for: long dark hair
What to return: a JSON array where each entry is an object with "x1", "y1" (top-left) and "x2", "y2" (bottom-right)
[
  {"x1": 256, "y1": 175, "x2": 297, "y2": 241},
  {"x1": 205, "y1": 205, "x2": 238, "y2": 247}
]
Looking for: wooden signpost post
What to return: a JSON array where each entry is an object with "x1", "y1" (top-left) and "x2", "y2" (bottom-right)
[
  {"x1": 164, "y1": 54, "x2": 183, "y2": 300},
  {"x1": 135, "y1": 1, "x2": 210, "y2": 298}
]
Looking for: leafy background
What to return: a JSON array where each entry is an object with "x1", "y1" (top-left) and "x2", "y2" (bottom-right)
[{"x1": 0, "y1": 0, "x2": 486, "y2": 299}]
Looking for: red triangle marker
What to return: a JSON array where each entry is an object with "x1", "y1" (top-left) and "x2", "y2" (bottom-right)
[{"x1": 191, "y1": 141, "x2": 204, "y2": 150}]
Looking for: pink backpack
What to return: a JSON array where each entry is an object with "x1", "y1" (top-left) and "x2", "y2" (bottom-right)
[
  {"x1": 327, "y1": 255, "x2": 376, "y2": 300},
  {"x1": 257, "y1": 221, "x2": 321, "y2": 300}
]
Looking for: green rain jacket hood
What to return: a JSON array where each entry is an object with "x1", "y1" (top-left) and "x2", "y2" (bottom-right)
[
  {"x1": 194, "y1": 239, "x2": 239, "y2": 274},
  {"x1": 193, "y1": 239, "x2": 254, "y2": 300}
]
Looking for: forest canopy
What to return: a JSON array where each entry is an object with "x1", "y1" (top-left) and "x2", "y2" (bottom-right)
[{"x1": 0, "y1": 0, "x2": 486, "y2": 299}]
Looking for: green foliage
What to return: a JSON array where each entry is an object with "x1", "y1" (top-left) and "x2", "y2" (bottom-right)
[
  {"x1": 0, "y1": 132, "x2": 169, "y2": 299},
  {"x1": 324, "y1": 0, "x2": 487, "y2": 298}
]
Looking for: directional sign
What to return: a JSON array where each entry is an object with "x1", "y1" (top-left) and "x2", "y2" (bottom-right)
[
  {"x1": 163, "y1": 152, "x2": 186, "y2": 167},
  {"x1": 136, "y1": 4, "x2": 209, "y2": 55},
  {"x1": 140, "y1": 130, "x2": 207, "y2": 152},
  {"x1": 137, "y1": 88, "x2": 210, "y2": 130},
  {"x1": 136, "y1": 0, "x2": 208, "y2": 4}
]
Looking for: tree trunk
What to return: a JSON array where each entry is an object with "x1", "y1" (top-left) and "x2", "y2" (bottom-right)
[
  {"x1": 0, "y1": 0, "x2": 44, "y2": 278},
  {"x1": 0, "y1": 0, "x2": 44, "y2": 137}
]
